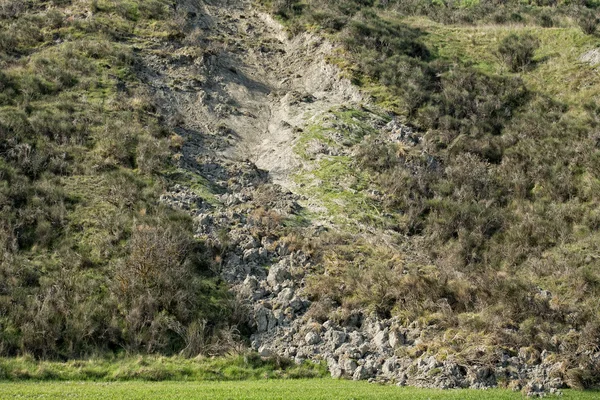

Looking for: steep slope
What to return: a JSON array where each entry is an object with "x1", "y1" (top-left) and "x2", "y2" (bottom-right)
[
  {"x1": 2, "y1": 0, "x2": 600, "y2": 395},
  {"x1": 0, "y1": 0, "x2": 234, "y2": 358}
]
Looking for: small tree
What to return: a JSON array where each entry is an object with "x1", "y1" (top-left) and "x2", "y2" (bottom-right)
[
  {"x1": 497, "y1": 33, "x2": 540, "y2": 72},
  {"x1": 114, "y1": 224, "x2": 200, "y2": 352}
]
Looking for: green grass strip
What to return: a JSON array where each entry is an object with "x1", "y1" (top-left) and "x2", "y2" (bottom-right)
[{"x1": 0, "y1": 380, "x2": 599, "y2": 400}]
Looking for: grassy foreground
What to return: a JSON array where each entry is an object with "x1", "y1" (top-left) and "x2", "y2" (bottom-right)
[{"x1": 0, "y1": 380, "x2": 599, "y2": 400}]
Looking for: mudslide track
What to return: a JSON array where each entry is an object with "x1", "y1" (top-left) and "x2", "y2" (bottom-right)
[{"x1": 144, "y1": 0, "x2": 361, "y2": 186}]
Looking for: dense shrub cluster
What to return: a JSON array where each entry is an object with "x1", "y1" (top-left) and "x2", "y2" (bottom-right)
[{"x1": 0, "y1": 0, "x2": 230, "y2": 359}]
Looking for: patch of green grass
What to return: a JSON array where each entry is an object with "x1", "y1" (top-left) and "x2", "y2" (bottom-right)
[
  {"x1": 295, "y1": 108, "x2": 387, "y2": 159},
  {"x1": 283, "y1": 208, "x2": 313, "y2": 228},
  {"x1": 0, "y1": 380, "x2": 598, "y2": 400},
  {"x1": 402, "y1": 17, "x2": 600, "y2": 108},
  {"x1": 0, "y1": 354, "x2": 326, "y2": 382},
  {"x1": 295, "y1": 155, "x2": 383, "y2": 228},
  {"x1": 293, "y1": 107, "x2": 397, "y2": 229}
]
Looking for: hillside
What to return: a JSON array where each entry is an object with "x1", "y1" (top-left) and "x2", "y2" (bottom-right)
[{"x1": 1, "y1": 0, "x2": 600, "y2": 395}]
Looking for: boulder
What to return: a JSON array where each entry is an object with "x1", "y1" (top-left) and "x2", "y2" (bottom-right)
[
  {"x1": 267, "y1": 261, "x2": 291, "y2": 287},
  {"x1": 254, "y1": 305, "x2": 277, "y2": 333},
  {"x1": 342, "y1": 357, "x2": 358, "y2": 376},
  {"x1": 382, "y1": 357, "x2": 398, "y2": 376},
  {"x1": 373, "y1": 329, "x2": 389, "y2": 350},
  {"x1": 328, "y1": 358, "x2": 343, "y2": 379},
  {"x1": 243, "y1": 237, "x2": 259, "y2": 250},
  {"x1": 289, "y1": 296, "x2": 304, "y2": 311},
  {"x1": 358, "y1": 343, "x2": 370, "y2": 357},
  {"x1": 243, "y1": 275, "x2": 259, "y2": 290},
  {"x1": 243, "y1": 248, "x2": 260, "y2": 263},
  {"x1": 258, "y1": 345, "x2": 273, "y2": 357},
  {"x1": 322, "y1": 320, "x2": 334, "y2": 330},
  {"x1": 277, "y1": 287, "x2": 294, "y2": 303},
  {"x1": 389, "y1": 329, "x2": 405, "y2": 348},
  {"x1": 349, "y1": 331, "x2": 365, "y2": 346},
  {"x1": 353, "y1": 365, "x2": 371, "y2": 381},
  {"x1": 329, "y1": 330, "x2": 347, "y2": 349},
  {"x1": 287, "y1": 346, "x2": 297, "y2": 357},
  {"x1": 305, "y1": 331, "x2": 321, "y2": 345}
]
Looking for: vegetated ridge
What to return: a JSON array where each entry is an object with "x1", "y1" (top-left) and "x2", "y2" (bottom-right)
[{"x1": 1, "y1": 0, "x2": 600, "y2": 396}]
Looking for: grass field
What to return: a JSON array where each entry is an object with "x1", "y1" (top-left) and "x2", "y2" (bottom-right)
[{"x1": 0, "y1": 380, "x2": 599, "y2": 400}]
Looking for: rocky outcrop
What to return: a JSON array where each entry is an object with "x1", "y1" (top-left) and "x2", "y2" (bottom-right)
[
  {"x1": 216, "y1": 229, "x2": 567, "y2": 395},
  {"x1": 249, "y1": 305, "x2": 566, "y2": 395},
  {"x1": 580, "y1": 48, "x2": 600, "y2": 66}
]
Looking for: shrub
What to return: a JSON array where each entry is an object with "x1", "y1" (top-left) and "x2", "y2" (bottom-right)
[
  {"x1": 272, "y1": 0, "x2": 303, "y2": 19},
  {"x1": 538, "y1": 11, "x2": 554, "y2": 27},
  {"x1": 139, "y1": 0, "x2": 169, "y2": 20},
  {"x1": 114, "y1": 222, "x2": 216, "y2": 353},
  {"x1": 355, "y1": 136, "x2": 399, "y2": 171},
  {"x1": 578, "y1": 8, "x2": 599, "y2": 35},
  {"x1": 497, "y1": 33, "x2": 540, "y2": 72},
  {"x1": 0, "y1": 0, "x2": 25, "y2": 19},
  {"x1": 136, "y1": 136, "x2": 169, "y2": 174},
  {"x1": 433, "y1": 67, "x2": 527, "y2": 137}
]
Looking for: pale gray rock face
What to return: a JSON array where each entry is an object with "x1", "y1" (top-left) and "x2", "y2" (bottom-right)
[
  {"x1": 382, "y1": 357, "x2": 398, "y2": 376},
  {"x1": 581, "y1": 48, "x2": 600, "y2": 66},
  {"x1": 254, "y1": 305, "x2": 277, "y2": 333},
  {"x1": 353, "y1": 365, "x2": 370, "y2": 381},
  {"x1": 243, "y1": 248, "x2": 261, "y2": 263},
  {"x1": 289, "y1": 296, "x2": 304, "y2": 311},
  {"x1": 329, "y1": 360, "x2": 343, "y2": 378},
  {"x1": 277, "y1": 287, "x2": 294, "y2": 303},
  {"x1": 388, "y1": 329, "x2": 405, "y2": 348},
  {"x1": 358, "y1": 343, "x2": 370, "y2": 357},
  {"x1": 342, "y1": 357, "x2": 358, "y2": 376},
  {"x1": 373, "y1": 329, "x2": 389, "y2": 350},
  {"x1": 243, "y1": 275, "x2": 259, "y2": 291},
  {"x1": 349, "y1": 331, "x2": 365, "y2": 346}
]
